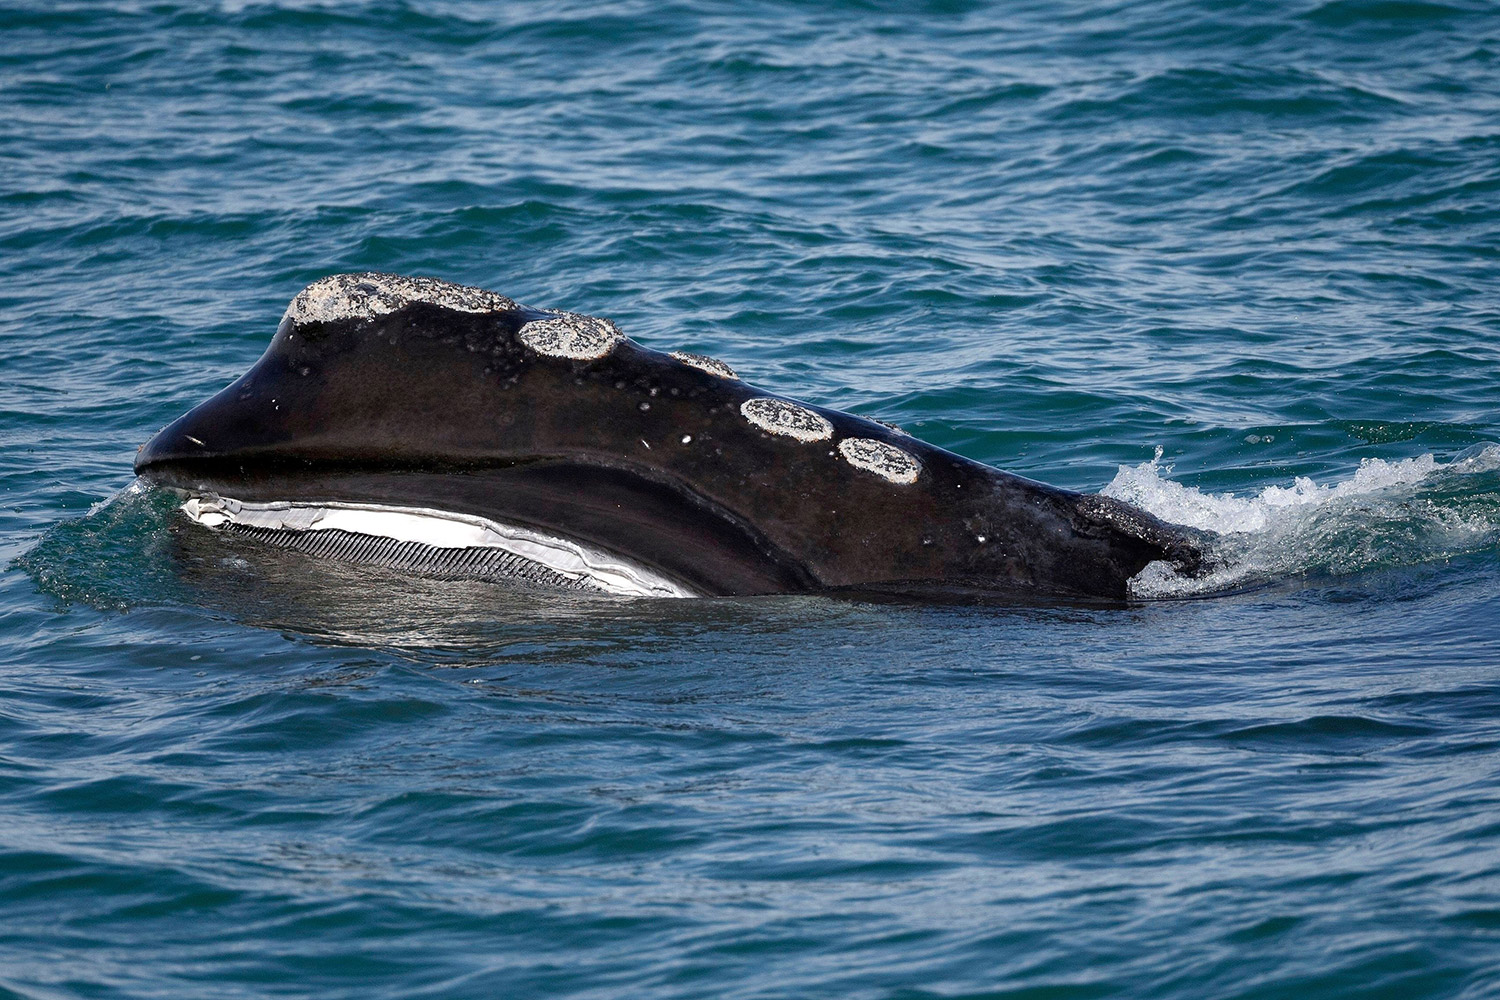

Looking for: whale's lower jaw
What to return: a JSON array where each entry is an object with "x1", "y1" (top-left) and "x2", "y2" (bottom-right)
[{"x1": 178, "y1": 494, "x2": 701, "y2": 599}]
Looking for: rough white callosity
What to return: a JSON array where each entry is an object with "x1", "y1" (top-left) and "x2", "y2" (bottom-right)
[
  {"x1": 282, "y1": 272, "x2": 518, "y2": 326},
  {"x1": 517, "y1": 312, "x2": 624, "y2": 361},
  {"x1": 870, "y1": 417, "x2": 912, "y2": 437},
  {"x1": 670, "y1": 351, "x2": 738, "y2": 379},
  {"x1": 740, "y1": 398, "x2": 834, "y2": 442},
  {"x1": 838, "y1": 437, "x2": 921, "y2": 484}
]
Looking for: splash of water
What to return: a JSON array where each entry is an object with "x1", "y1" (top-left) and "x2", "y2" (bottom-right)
[{"x1": 1107, "y1": 445, "x2": 1500, "y2": 597}]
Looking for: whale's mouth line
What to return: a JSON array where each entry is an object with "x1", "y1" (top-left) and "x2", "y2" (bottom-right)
[{"x1": 176, "y1": 494, "x2": 701, "y2": 599}]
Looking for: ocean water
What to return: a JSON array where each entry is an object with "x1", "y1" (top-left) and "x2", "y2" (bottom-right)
[{"x1": 4, "y1": 1, "x2": 1500, "y2": 996}]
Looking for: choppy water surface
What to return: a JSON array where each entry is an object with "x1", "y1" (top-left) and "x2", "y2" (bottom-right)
[{"x1": 3, "y1": 2, "x2": 1500, "y2": 997}]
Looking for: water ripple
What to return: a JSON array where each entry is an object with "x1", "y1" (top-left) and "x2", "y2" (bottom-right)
[{"x1": 3, "y1": 0, "x2": 1500, "y2": 997}]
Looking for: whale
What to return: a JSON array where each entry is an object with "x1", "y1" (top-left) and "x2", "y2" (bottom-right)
[{"x1": 134, "y1": 272, "x2": 1208, "y2": 601}]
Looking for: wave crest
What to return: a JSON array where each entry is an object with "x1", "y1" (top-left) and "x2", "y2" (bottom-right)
[{"x1": 1105, "y1": 445, "x2": 1500, "y2": 597}]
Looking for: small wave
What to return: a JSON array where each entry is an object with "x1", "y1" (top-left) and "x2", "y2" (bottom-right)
[
  {"x1": 1301, "y1": 0, "x2": 1472, "y2": 28},
  {"x1": 14, "y1": 479, "x2": 185, "y2": 612},
  {"x1": 1106, "y1": 444, "x2": 1500, "y2": 597}
]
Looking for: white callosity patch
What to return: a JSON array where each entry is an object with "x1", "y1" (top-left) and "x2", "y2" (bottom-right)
[
  {"x1": 1105, "y1": 444, "x2": 1500, "y2": 598},
  {"x1": 740, "y1": 398, "x2": 834, "y2": 442},
  {"x1": 180, "y1": 495, "x2": 697, "y2": 598},
  {"x1": 837, "y1": 437, "x2": 921, "y2": 484},
  {"x1": 517, "y1": 312, "x2": 624, "y2": 361},
  {"x1": 282, "y1": 272, "x2": 517, "y2": 326},
  {"x1": 670, "y1": 351, "x2": 738, "y2": 379},
  {"x1": 869, "y1": 417, "x2": 912, "y2": 438}
]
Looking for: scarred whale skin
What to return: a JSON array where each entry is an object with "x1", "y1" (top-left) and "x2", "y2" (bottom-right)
[{"x1": 134, "y1": 272, "x2": 1205, "y2": 600}]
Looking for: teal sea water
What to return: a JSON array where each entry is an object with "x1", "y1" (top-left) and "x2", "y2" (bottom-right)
[{"x1": 4, "y1": 1, "x2": 1500, "y2": 996}]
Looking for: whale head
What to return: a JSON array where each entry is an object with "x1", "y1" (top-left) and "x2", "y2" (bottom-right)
[{"x1": 137, "y1": 273, "x2": 1208, "y2": 601}]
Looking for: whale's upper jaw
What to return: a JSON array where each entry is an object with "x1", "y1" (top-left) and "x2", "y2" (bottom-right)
[
  {"x1": 137, "y1": 273, "x2": 531, "y2": 475},
  {"x1": 136, "y1": 272, "x2": 1208, "y2": 601}
]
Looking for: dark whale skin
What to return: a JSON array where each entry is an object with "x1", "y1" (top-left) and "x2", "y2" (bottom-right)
[{"x1": 135, "y1": 273, "x2": 1205, "y2": 600}]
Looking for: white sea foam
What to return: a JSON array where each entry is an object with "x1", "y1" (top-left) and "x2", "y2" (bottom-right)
[{"x1": 1104, "y1": 444, "x2": 1500, "y2": 597}]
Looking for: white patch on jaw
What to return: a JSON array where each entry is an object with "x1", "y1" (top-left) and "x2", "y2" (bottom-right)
[
  {"x1": 282, "y1": 272, "x2": 518, "y2": 326},
  {"x1": 838, "y1": 437, "x2": 921, "y2": 484},
  {"x1": 671, "y1": 352, "x2": 738, "y2": 379},
  {"x1": 179, "y1": 495, "x2": 695, "y2": 598},
  {"x1": 740, "y1": 398, "x2": 834, "y2": 442},
  {"x1": 517, "y1": 313, "x2": 624, "y2": 361}
]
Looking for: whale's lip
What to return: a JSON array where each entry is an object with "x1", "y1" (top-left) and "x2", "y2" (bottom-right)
[{"x1": 176, "y1": 493, "x2": 700, "y2": 599}]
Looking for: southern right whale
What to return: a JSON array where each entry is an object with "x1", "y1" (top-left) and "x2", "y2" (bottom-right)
[{"x1": 134, "y1": 273, "x2": 1208, "y2": 601}]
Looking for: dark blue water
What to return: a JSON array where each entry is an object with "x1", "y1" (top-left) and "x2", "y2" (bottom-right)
[{"x1": 4, "y1": 2, "x2": 1500, "y2": 997}]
